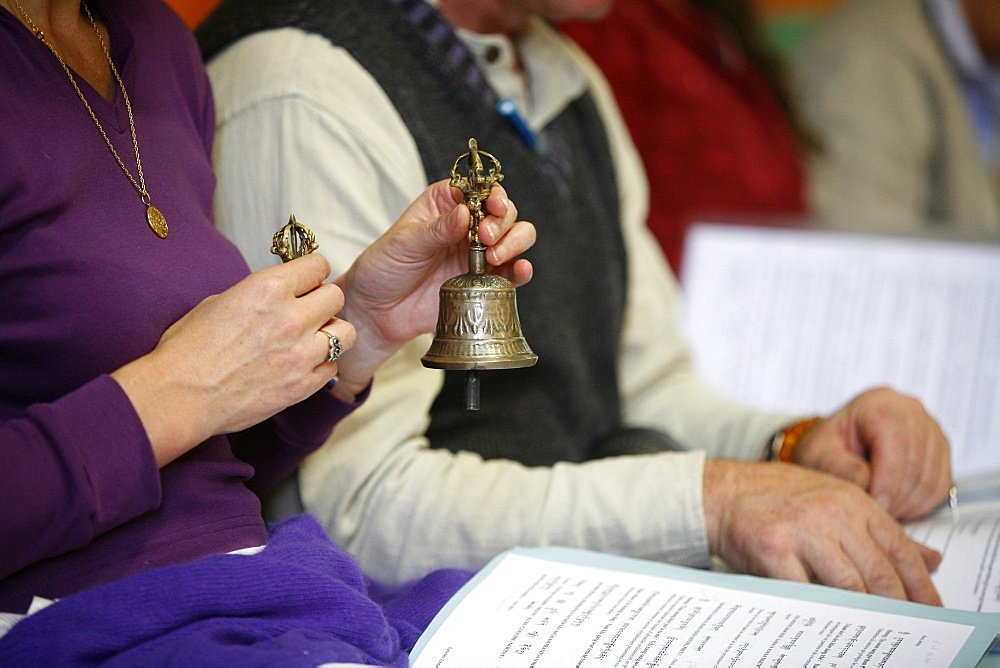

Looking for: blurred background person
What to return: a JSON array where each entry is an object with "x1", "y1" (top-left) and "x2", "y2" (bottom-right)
[
  {"x1": 792, "y1": 0, "x2": 1000, "y2": 236},
  {"x1": 560, "y1": 0, "x2": 812, "y2": 275}
]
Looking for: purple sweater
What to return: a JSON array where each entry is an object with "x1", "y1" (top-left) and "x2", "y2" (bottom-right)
[
  {"x1": 0, "y1": 515, "x2": 472, "y2": 666},
  {"x1": 0, "y1": 0, "x2": 352, "y2": 613}
]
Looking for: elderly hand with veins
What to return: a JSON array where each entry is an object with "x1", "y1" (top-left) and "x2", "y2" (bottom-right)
[
  {"x1": 789, "y1": 387, "x2": 952, "y2": 521},
  {"x1": 704, "y1": 386, "x2": 952, "y2": 605},
  {"x1": 704, "y1": 457, "x2": 943, "y2": 605}
]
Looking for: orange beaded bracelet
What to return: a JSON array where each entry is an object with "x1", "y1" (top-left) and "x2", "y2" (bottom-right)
[{"x1": 770, "y1": 417, "x2": 823, "y2": 462}]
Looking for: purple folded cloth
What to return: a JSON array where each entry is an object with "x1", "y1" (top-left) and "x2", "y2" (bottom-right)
[{"x1": 0, "y1": 515, "x2": 471, "y2": 666}]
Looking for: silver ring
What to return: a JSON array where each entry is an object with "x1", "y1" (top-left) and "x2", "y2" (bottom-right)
[{"x1": 320, "y1": 329, "x2": 343, "y2": 363}]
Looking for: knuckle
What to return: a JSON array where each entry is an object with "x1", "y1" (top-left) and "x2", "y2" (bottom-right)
[
  {"x1": 859, "y1": 559, "x2": 906, "y2": 598},
  {"x1": 830, "y1": 571, "x2": 867, "y2": 594},
  {"x1": 283, "y1": 309, "x2": 312, "y2": 336},
  {"x1": 339, "y1": 322, "x2": 358, "y2": 349},
  {"x1": 810, "y1": 489, "x2": 859, "y2": 522},
  {"x1": 296, "y1": 250, "x2": 330, "y2": 278},
  {"x1": 753, "y1": 524, "x2": 796, "y2": 562},
  {"x1": 253, "y1": 272, "x2": 289, "y2": 303},
  {"x1": 322, "y1": 283, "x2": 346, "y2": 311}
]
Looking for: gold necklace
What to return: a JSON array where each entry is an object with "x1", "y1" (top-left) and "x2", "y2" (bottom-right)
[{"x1": 9, "y1": 0, "x2": 168, "y2": 238}]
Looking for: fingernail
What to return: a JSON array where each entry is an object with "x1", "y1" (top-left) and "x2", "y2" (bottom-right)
[
  {"x1": 488, "y1": 245, "x2": 503, "y2": 265},
  {"x1": 875, "y1": 494, "x2": 890, "y2": 511},
  {"x1": 482, "y1": 220, "x2": 498, "y2": 241}
]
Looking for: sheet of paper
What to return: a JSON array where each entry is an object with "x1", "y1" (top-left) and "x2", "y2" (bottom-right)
[
  {"x1": 410, "y1": 547, "x2": 1000, "y2": 667},
  {"x1": 681, "y1": 225, "x2": 1000, "y2": 482},
  {"x1": 906, "y1": 493, "x2": 1000, "y2": 613}
]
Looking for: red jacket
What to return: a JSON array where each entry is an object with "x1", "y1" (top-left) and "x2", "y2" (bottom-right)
[{"x1": 561, "y1": 1, "x2": 806, "y2": 274}]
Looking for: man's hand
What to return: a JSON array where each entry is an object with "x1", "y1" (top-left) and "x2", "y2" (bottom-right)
[
  {"x1": 704, "y1": 459, "x2": 943, "y2": 605},
  {"x1": 792, "y1": 387, "x2": 952, "y2": 520}
]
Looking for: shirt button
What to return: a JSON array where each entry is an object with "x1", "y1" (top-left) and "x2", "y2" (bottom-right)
[{"x1": 485, "y1": 45, "x2": 501, "y2": 63}]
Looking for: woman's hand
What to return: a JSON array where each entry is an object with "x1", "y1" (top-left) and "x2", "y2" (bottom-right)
[
  {"x1": 112, "y1": 253, "x2": 354, "y2": 466},
  {"x1": 333, "y1": 179, "x2": 535, "y2": 397},
  {"x1": 111, "y1": 179, "x2": 535, "y2": 462}
]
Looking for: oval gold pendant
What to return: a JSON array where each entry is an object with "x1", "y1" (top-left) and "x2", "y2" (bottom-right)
[{"x1": 147, "y1": 204, "x2": 168, "y2": 238}]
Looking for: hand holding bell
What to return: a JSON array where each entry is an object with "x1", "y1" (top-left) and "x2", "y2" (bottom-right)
[{"x1": 421, "y1": 138, "x2": 537, "y2": 410}]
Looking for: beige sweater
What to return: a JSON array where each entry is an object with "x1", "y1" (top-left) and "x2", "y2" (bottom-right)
[{"x1": 794, "y1": 0, "x2": 1000, "y2": 237}]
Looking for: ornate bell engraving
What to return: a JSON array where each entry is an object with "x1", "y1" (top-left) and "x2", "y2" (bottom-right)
[{"x1": 421, "y1": 139, "x2": 537, "y2": 410}]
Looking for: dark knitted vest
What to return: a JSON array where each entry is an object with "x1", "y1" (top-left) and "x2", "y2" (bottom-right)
[{"x1": 200, "y1": 0, "x2": 656, "y2": 465}]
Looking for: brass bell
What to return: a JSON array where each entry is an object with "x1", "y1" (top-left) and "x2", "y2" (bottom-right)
[{"x1": 421, "y1": 139, "x2": 537, "y2": 410}]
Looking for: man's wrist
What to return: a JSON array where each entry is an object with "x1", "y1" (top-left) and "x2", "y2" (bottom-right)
[{"x1": 767, "y1": 417, "x2": 823, "y2": 462}]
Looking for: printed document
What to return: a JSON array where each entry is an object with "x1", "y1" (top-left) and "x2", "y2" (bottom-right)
[
  {"x1": 906, "y1": 487, "x2": 1000, "y2": 613},
  {"x1": 681, "y1": 225, "x2": 1000, "y2": 482},
  {"x1": 410, "y1": 547, "x2": 1000, "y2": 667}
]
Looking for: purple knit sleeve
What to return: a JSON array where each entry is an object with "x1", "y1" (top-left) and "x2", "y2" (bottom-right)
[{"x1": 0, "y1": 375, "x2": 161, "y2": 580}]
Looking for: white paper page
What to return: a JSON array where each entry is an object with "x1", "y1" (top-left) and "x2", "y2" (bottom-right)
[
  {"x1": 411, "y1": 549, "x2": 999, "y2": 667},
  {"x1": 681, "y1": 225, "x2": 1000, "y2": 482},
  {"x1": 906, "y1": 494, "x2": 1000, "y2": 613}
]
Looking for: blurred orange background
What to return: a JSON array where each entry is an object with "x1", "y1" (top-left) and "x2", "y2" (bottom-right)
[{"x1": 166, "y1": 0, "x2": 218, "y2": 28}]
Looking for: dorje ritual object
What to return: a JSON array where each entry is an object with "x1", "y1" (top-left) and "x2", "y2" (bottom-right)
[
  {"x1": 270, "y1": 218, "x2": 341, "y2": 366},
  {"x1": 270, "y1": 214, "x2": 319, "y2": 263},
  {"x1": 421, "y1": 138, "x2": 537, "y2": 411}
]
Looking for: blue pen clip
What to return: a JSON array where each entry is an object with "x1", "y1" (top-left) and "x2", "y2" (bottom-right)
[{"x1": 496, "y1": 98, "x2": 538, "y2": 149}]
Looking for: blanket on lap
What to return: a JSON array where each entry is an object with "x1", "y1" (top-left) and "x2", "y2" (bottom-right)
[{"x1": 0, "y1": 515, "x2": 470, "y2": 666}]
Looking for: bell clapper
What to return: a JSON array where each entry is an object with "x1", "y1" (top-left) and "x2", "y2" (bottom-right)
[{"x1": 464, "y1": 370, "x2": 481, "y2": 411}]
